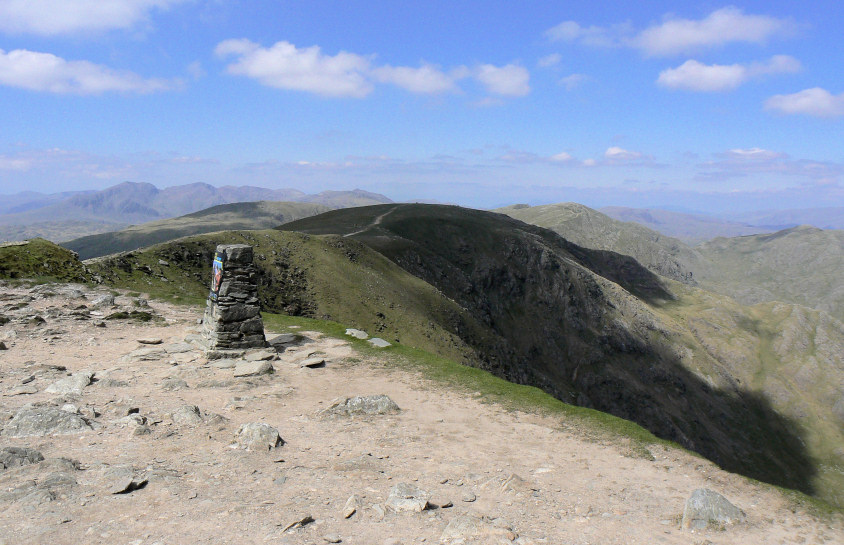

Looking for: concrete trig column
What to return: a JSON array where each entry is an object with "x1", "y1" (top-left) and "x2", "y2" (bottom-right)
[{"x1": 202, "y1": 244, "x2": 267, "y2": 351}]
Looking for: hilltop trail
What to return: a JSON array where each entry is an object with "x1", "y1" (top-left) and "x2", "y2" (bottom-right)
[
  {"x1": 343, "y1": 204, "x2": 404, "y2": 237},
  {"x1": 0, "y1": 283, "x2": 841, "y2": 544}
]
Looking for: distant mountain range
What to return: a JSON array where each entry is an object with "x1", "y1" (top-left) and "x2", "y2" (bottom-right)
[
  {"x1": 63, "y1": 201, "x2": 331, "y2": 260},
  {"x1": 599, "y1": 205, "x2": 844, "y2": 243},
  {"x1": 0, "y1": 182, "x2": 392, "y2": 242}
]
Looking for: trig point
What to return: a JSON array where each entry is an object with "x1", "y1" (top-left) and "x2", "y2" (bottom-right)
[{"x1": 201, "y1": 244, "x2": 267, "y2": 352}]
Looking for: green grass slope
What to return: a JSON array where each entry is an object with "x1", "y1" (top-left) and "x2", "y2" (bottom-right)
[
  {"x1": 0, "y1": 239, "x2": 90, "y2": 283},
  {"x1": 62, "y1": 201, "x2": 330, "y2": 260},
  {"x1": 85, "y1": 229, "x2": 498, "y2": 368},
  {"x1": 696, "y1": 226, "x2": 844, "y2": 322}
]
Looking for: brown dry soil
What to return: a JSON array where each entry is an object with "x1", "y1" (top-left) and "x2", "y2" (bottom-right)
[{"x1": 0, "y1": 282, "x2": 842, "y2": 545}]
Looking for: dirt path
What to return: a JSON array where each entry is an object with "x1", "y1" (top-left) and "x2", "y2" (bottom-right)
[
  {"x1": 343, "y1": 205, "x2": 403, "y2": 238},
  {"x1": 0, "y1": 282, "x2": 841, "y2": 544}
]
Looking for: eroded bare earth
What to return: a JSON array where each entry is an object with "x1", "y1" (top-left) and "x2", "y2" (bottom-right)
[{"x1": 0, "y1": 283, "x2": 841, "y2": 544}]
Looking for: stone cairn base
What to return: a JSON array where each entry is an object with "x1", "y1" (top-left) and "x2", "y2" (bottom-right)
[{"x1": 201, "y1": 244, "x2": 267, "y2": 353}]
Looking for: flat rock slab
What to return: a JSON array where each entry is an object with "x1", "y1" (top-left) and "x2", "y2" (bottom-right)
[
  {"x1": 345, "y1": 328, "x2": 369, "y2": 340},
  {"x1": 233, "y1": 360, "x2": 274, "y2": 377},
  {"x1": 137, "y1": 338, "x2": 163, "y2": 345},
  {"x1": 368, "y1": 338, "x2": 391, "y2": 348},
  {"x1": 682, "y1": 488, "x2": 745, "y2": 530},
  {"x1": 440, "y1": 514, "x2": 517, "y2": 543},
  {"x1": 268, "y1": 333, "x2": 298, "y2": 346},
  {"x1": 210, "y1": 359, "x2": 239, "y2": 369},
  {"x1": 165, "y1": 342, "x2": 194, "y2": 354},
  {"x1": 0, "y1": 447, "x2": 44, "y2": 470},
  {"x1": 121, "y1": 347, "x2": 167, "y2": 362},
  {"x1": 105, "y1": 467, "x2": 148, "y2": 495},
  {"x1": 2, "y1": 405, "x2": 92, "y2": 437},
  {"x1": 244, "y1": 349, "x2": 277, "y2": 361},
  {"x1": 385, "y1": 482, "x2": 430, "y2": 513},
  {"x1": 300, "y1": 357, "x2": 326, "y2": 369},
  {"x1": 318, "y1": 395, "x2": 400, "y2": 418},
  {"x1": 235, "y1": 422, "x2": 283, "y2": 451},
  {"x1": 44, "y1": 372, "x2": 94, "y2": 396}
]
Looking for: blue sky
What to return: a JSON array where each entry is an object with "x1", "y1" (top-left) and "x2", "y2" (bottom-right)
[{"x1": 0, "y1": 1, "x2": 842, "y2": 212}]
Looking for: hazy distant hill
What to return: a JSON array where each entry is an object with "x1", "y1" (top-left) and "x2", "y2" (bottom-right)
[
  {"x1": 62, "y1": 201, "x2": 331, "y2": 259},
  {"x1": 600, "y1": 206, "x2": 765, "y2": 243},
  {"x1": 723, "y1": 207, "x2": 844, "y2": 231},
  {"x1": 501, "y1": 203, "x2": 844, "y2": 323},
  {"x1": 0, "y1": 182, "x2": 392, "y2": 242},
  {"x1": 0, "y1": 189, "x2": 91, "y2": 215},
  {"x1": 695, "y1": 226, "x2": 844, "y2": 322},
  {"x1": 496, "y1": 203, "x2": 711, "y2": 284}
]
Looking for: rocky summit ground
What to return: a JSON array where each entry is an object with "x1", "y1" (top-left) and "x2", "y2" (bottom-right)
[{"x1": 0, "y1": 282, "x2": 841, "y2": 545}]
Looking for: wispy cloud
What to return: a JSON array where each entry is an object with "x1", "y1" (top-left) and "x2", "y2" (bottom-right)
[
  {"x1": 216, "y1": 39, "x2": 529, "y2": 99},
  {"x1": 546, "y1": 7, "x2": 795, "y2": 57},
  {"x1": 0, "y1": 48, "x2": 178, "y2": 94},
  {"x1": 371, "y1": 63, "x2": 464, "y2": 94},
  {"x1": 765, "y1": 88, "x2": 844, "y2": 118},
  {"x1": 537, "y1": 53, "x2": 562, "y2": 68},
  {"x1": 559, "y1": 73, "x2": 589, "y2": 90},
  {"x1": 657, "y1": 55, "x2": 800, "y2": 92},
  {"x1": 697, "y1": 147, "x2": 843, "y2": 183},
  {"x1": 0, "y1": 0, "x2": 188, "y2": 35}
]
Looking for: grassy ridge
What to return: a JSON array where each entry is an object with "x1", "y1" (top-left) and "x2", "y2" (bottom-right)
[{"x1": 62, "y1": 201, "x2": 331, "y2": 260}]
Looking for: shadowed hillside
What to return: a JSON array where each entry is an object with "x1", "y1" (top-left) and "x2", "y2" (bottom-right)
[
  {"x1": 281, "y1": 204, "x2": 842, "y2": 503},
  {"x1": 496, "y1": 202, "x2": 711, "y2": 284}
]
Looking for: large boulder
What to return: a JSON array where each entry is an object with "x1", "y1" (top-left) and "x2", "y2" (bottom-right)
[
  {"x1": 235, "y1": 422, "x2": 283, "y2": 451},
  {"x1": 2, "y1": 405, "x2": 92, "y2": 437},
  {"x1": 317, "y1": 395, "x2": 400, "y2": 418},
  {"x1": 682, "y1": 488, "x2": 746, "y2": 530}
]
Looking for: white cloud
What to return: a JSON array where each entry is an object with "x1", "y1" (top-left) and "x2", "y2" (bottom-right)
[
  {"x1": 550, "y1": 151, "x2": 573, "y2": 162},
  {"x1": 765, "y1": 87, "x2": 844, "y2": 118},
  {"x1": 559, "y1": 73, "x2": 588, "y2": 90},
  {"x1": 217, "y1": 39, "x2": 530, "y2": 100},
  {"x1": 371, "y1": 63, "x2": 462, "y2": 94},
  {"x1": 634, "y1": 7, "x2": 793, "y2": 56},
  {"x1": 215, "y1": 39, "x2": 374, "y2": 98},
  {"x1": 0, "y1": 0, "x2": 187, "y2": 35},
  {"x1": 546, "y1": 7, "x2": 793, "y2": 57},
  {"x1": 537, "y1": 53, "x2": 562, "y2": 68},
  {"x1": 474, "y1": 63, "x2": 530, "y2": 96},
  {"x1": 726, "y1": 148, "x2": 786, "y2": 160},
  {"x1": 604, "y1": 147, "x2": 642, "y2": 161},
  {"x1": 657, "y1": 55, "x2": 800, "y2": 92},
  {"x1": 0, "y1": 48, "x2": 177, "y2": 94}
]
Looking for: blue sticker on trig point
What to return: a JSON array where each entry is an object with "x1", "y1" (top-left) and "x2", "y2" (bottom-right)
[{"x1": 210, "y1": 254, "x2": 224, "y2": 299}]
